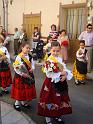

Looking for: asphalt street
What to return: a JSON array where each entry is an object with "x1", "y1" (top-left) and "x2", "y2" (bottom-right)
[{"x1": 1, "y1": 65, "x2": 93, "y2": 124}]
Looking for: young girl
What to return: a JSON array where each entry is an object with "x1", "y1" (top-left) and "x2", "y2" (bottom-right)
[
  {"x1": 73, "y1": 40, "x2": 88, "y2": 85},
  {"x1": 49, "y1": 24, "x2": 58, "y2": 41},
  {"x1": 11, "y1": 42, "x2": 36, "y2": 111},
  {"x1": 32, "y1": 27, "x2": 41, "y2": 50},
  {"x1": 0, "y1": 35, "x2": 12, "y2": 96},
  {"x1": 57, "y1": 29, "x2": 69, "y2": 63},
  {"x1": 38, "y1": 41, "x2": 73, "y2": 124}
]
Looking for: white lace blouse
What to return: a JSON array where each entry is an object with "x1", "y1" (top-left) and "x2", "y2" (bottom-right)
[
  {"x1": 0, "y1": 46, "x2": 11, "y2": 63},
  {"x1": 14, "y1": 54, "x2": 35, "y2": 76}
]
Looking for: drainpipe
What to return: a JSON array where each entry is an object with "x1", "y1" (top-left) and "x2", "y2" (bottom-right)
[
  {"x1": 5, "y1": 0, "x2": 8, "y2": 32},
  {"x1": 2, "y1": 0, "x2": 5, "y2": 29}
]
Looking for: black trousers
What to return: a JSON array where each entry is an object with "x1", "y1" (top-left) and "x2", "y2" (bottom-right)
[{"x1": 14, "y1": 39, "x2": 21, "y2": 55}]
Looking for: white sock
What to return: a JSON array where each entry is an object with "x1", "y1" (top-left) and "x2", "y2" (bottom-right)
[
  {"x1": 15, "y1": 100, "x2": 20, "y2": 106},
  {"x1": 3, "y1": 88, "x2": 8, "y2": 91},
  {"x1": 56, "y1": 117, "x2": 62, "y2": 122},
  {"x1": 45, "y1": 117, "x2": 51, "y2": 123}
]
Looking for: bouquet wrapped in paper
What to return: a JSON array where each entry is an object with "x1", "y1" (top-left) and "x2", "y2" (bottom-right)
[{"x1": 14, "y1": 63, "x2": 35, "y2": 85}]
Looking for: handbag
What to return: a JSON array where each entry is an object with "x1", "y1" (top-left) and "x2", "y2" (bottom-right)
[{"x1": 61, "y1": 40, "x2": 69, "y2": 46}]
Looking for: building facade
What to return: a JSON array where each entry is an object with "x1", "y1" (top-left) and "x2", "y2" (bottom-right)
[{"x1": 0, "y1": 0, "x2": 93, "y2": 38}]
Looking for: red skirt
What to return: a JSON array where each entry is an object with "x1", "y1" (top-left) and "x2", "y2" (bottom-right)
[
  {"x1": 38, "y1": 77, "x2": 72, "y2": 117},
  {"x1": 11, "y1": 74, "x2": 36, "y2": 101},
  {"x1": 0, "y1": 67, "x2": 12, "y2": 88}
]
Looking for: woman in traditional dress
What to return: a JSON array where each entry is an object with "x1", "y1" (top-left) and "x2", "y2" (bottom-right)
[{"x1": 57, "y1": 29, "x2": 69, "y2": 63}]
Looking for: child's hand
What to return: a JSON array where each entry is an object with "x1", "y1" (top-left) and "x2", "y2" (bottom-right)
[
  {"x1": 0, "y1": 55, "x2": 7, "y2": 60},
  {"x1": 22, "y1": 73, "x2": 28, "y2": 78},
  {"x1": 78, "y1": 50, "x2": 82, "y2": 55},
  {"x1": 60, "y1": 75, "x2": 66, "y2": 82},
  {"x1": 60, "y1": 71, "x2": 67, "y2": 82},
  {"x1": 61, "y1": 71, "x2": 66, "y2": 76},
  {"x1": 29, "y1": 69, "x2": 33, "y2": 73}
]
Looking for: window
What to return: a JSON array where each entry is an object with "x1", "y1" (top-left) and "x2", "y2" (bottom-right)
[{"x1": 66, "y1": 8, "x2": 86, "y2": 39}]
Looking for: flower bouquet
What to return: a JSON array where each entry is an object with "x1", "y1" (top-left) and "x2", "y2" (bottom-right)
[
  {"x1": 45, "y1": 61, "x2": 60, "y2": 73},
  {"x1": 44, "y1": 60, "x2": 68, "y2": 93},
  {"x1": 15, "y1": 64, "x2": 35, "y2": 85}
]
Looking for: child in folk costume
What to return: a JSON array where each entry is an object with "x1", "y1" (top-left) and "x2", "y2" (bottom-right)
[
  {"x1": 73, "y1": 40, "x2": 88, "y2": 85},
  {"x1": 0, "y1": 35, "x2": 12, "y2": 96},
  {"x1": 11, "y1": 42, "x2": 36, "y2": 111},
  {"x1": 38, "y1": 41, "x2": 73, "y2": 124}
]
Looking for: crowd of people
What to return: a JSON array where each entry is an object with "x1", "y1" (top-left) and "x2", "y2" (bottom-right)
[{"x1": 0, "y1": 23, "x2": 93, "y2": 124}]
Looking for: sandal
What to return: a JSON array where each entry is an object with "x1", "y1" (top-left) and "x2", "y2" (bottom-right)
[{"x1": 14, "y1": 104, "x2": 21, "y2": 111}]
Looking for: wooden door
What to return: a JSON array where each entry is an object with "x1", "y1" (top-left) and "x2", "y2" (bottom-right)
[{"x1": 23, "y1": 12, "x2": 41, "y2": 38}]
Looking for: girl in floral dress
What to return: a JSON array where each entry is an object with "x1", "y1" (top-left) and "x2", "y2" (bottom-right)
[
  {"x1": 38, "y1": 41, "x2": 73, "y2": 124},
  {"x1": 11, "y1": 42, "x2": 36, "y2": 111}
]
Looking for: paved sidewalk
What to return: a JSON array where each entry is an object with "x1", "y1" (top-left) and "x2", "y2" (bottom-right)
[{"x1": 1, "y1": 101, "x2": 36, "y2": 124}]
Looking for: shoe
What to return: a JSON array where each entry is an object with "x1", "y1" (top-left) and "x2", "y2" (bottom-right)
[
  {"x1": 3, "y1": 90, "x2": 9, "y2": 94},
  {"x1": 0, "y1": 92, "x2": 3, "y2": 96},
  {"x1": 80, "y1": 81, "x2": 86, "y2": 85},
  {"x1": 75, "y1": 80, "x2": 80, "y2": 85},
  {"x1": 54, "y1": 118, "x2": 64, "y2": 124},
  {"x1": 14, "y1": 104, "x2": 21, "y2": 111},
  {"x1": 21, "y1": 103, "x2": 31, "y2": 109}
]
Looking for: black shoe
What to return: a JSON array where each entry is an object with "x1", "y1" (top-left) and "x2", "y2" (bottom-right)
[
  {"x1": 54, "y1": 118, "x2": 65, "y2": 124},
  {"x1": 21, "y1": 103, "x2": 31, "y2": 109},
  {"x1": 80, "y1": 81, "x2": 86, "y2": 85},
  {"x1": 75, "y1": 80, "x2": 80, "y2": 85},
  {"x1": 0, "y1": 92, "x2": 3, "y2": 96},
  {"x1": 3, "y1": 90, "x2": 9, "y2": 94},
  {"x1": 14, "y1": 104, "x2": 21, "y2": 111}
]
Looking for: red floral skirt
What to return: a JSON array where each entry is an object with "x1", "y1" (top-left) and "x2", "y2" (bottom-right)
[
  {"x1": 38, "y1": 77, "x2": 72, "y2": 117},
  {"x1": 11, "y1": 74, "x2": 36, "y2": 101},
  {"x1": 0, "y1": 67, "x2": 12, "y2": 88}
]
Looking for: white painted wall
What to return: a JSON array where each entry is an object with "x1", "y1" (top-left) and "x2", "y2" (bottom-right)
[
  {"x1": 8, "y1": 0, "x2": 92, "y2": 36},
  {"x1": 0, "y1": 0, "x2": 3, "y2": 26}
]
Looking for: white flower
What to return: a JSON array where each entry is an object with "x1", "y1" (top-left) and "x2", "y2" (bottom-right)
[
  {"x1": 48, "y1": 67, "x2": 53, "y2": 72},
  {"x1": 50, "y1": 63, "x2": 54, "y2": 68}
]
